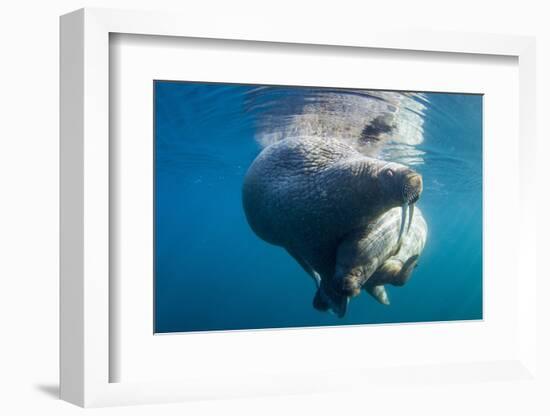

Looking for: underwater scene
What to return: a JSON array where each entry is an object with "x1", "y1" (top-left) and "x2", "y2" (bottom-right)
[{"x1": 154, "y1": 81, "x2": 483, "y2": 333}]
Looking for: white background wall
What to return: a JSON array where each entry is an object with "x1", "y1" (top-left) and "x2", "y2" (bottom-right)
[{"x1": 0, "y1": 0, "x2": 547, "y2": 414}]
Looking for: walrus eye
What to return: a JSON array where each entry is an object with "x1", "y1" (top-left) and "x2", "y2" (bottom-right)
[{"x1": 384, "y1": 168, "x2": 394, "y2": 178}]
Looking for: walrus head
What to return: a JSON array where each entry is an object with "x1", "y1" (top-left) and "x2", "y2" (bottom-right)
[
  {"x1": 377, "y1": 162, "x2": 423, "y2": 205},
  {"x1": 330, "y1": 162, "x2": 424, "y2": 299},
  {"x1": 376, "y1": 162, "x2": 423, "y2": 245}
]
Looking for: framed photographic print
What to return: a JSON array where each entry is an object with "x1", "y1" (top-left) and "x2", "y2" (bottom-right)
[{"x1": 60, "y1": 8, "x2": 539, "y2": 408}]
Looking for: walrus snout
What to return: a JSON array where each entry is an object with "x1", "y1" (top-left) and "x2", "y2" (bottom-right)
[
  {"x1": 333, "y1": 267, "x2": 363, "y2": 298},
  {"x1": 403, "y1": 172, "x2": 423, "y2": 204}
]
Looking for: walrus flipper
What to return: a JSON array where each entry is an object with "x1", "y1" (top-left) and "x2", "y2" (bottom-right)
[
  {"x1": 286, "y1": 249, "x2": 322, "y2": 288},
  {"x1": 285, "y1": 248, "x2": 348, "y2": 316},
  {"x1": 312, "y1": 289, "x2": 330, "y2": 311},
  {"x1": 313, "y1": 283, "x2": 349, "y2": 318},
  {"x1": 372, "y1": 255, "x2": 420, "y2": 287},
  {"x1": 364, "y1": 284, "x2": 390, "y2": 305},
  {"x1": 395, "y1": 255, "x2": 419, "y2": 286}
]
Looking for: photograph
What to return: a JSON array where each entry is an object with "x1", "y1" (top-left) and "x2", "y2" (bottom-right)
[{"x1": 154, "y1": 81, "x2": 483, "y2": 333}]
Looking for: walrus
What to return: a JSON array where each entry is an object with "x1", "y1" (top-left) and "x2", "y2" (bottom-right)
[
  {"x1": 242, "y1": 136, "x2": 423, "y2": 317},
  {"x1": 330, "y1": 206, "x2": 427, "y2": 307}
]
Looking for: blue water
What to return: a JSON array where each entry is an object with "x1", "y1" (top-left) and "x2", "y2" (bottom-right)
[{"x1": 154, "y1": 81, "x2": 483, "y2": 333}]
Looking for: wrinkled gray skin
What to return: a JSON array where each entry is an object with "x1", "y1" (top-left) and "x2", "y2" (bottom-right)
[
  {"x1": 332, "y1": 206, "x2": 427, "y2": 306},
  {"x1": 242, "y1": 136, "x2": 423, "y2": 317}
]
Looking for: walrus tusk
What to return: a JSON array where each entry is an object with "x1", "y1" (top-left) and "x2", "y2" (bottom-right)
[
  {"x1": 407, "y1": 203, "x2": 415, "y2": 233},
  {"x1": 397, "y1": 203, "x2": 408, "y2": 245}
]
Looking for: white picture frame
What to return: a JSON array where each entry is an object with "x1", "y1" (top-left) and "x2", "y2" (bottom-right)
[{"x1": 60, "y1": 7, "x2": 538, "y2": 408}]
